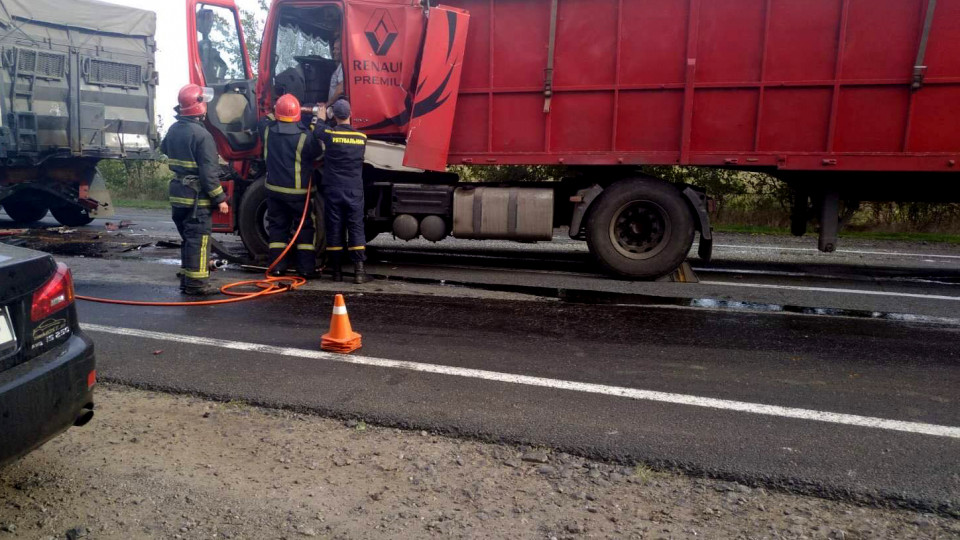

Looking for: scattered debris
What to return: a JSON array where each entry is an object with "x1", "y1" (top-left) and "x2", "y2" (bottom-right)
[
  {"x1": 121, "y1": 242, "x2": 154, "y2": 253},
  {"x1": 0, "y1": 229, "x2": 27, "y2": 236},
  {"x1": 104, "y1": 220, "x2": 135, "y2": 231},
  {"x1": 156, "y1": 240, "x2": 182, "y2": 249}
]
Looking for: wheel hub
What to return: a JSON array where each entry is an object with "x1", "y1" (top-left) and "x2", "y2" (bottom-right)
[{"x1": 609, "y1": 201, "x2": 671, "y2": 260}]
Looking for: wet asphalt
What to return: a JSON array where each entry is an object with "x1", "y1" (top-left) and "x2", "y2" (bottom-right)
[
  {"x1": 77, "y1": 283, "x2": 960, "y2": 515},
  {"x1": 5, "y1": 207, "x2": 960, "y2": 514}
]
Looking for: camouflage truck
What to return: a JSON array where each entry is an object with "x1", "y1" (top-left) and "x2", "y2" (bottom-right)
[{"x1": 0, "y1": 0, "x2": 157, "y2": 226}]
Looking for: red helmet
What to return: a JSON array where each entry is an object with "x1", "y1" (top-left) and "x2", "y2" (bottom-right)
[
  {"x1": 275, "y1": 94, "x2": 302, "y2": 123},
  {"x1": 177, "y1": 84, "x2": 210, "y2": 117}
]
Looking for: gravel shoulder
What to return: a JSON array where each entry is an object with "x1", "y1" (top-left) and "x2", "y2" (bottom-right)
[{"x1": 1, "y1": 386, "x2": 957, "y2": 540}]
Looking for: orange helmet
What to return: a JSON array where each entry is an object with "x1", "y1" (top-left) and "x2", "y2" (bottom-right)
[
  {"x1": 177, "y1": 84, "x2": 211, "y2": 117},
  {"x1": 275, "y1": 94, "x2": 302, "y2": 123}
]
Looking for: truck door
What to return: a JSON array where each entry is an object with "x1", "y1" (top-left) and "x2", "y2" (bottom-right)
[
  {"x1": 402, "y1": 6, "x2": 470, "y2": 171},
  {"x1": 186, "y1": 0, "x2": 259, "y2": 161}
]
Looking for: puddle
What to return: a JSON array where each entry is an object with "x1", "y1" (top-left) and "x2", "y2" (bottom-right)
[{"x1": 370, "y1": 274, "x2": 960, "y2": 327}]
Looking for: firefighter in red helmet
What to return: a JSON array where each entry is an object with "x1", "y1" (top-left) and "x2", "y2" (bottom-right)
[
  {"x1": 160, "y1": 84, "x2": 228, "y2": 296},
  {"x1": 257, "y1": 94, "x2": 322, "y2": 278}
]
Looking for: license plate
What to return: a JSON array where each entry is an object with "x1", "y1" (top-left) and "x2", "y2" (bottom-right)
[{"x1": 0, "y1": 307, "x2": 15, "y2": 349}]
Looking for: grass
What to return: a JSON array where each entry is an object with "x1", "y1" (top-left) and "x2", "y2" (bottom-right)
[
  {"x1": 114, "y1": 198, "x2": 170, "y2": 210},
  {"x1": 714, "y1": 224, "x2": 960, "y2": 244},
  {"x1": 632, "y1": 463, "x2": 656, "y2": 485}
]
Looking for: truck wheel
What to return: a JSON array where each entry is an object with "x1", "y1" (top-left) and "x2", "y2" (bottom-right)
[
  {"x1": 238, "y1": 178, "x2": 271, "y2": 261},
  {"x1": 238, "y1": 178, "x2": 326, "y2": 263},
  {"x1": 586, "y1": 177, "x2": 695, "y2": 279},
  {"x1": 3, "y1": 199, "x2": 48, "y2": 223},
  {"x1": 50, "y1": 204, "x2": 94, "y2": 227}
]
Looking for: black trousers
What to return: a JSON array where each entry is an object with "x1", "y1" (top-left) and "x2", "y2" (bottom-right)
[
  {"x1": 172, "y1": 206, "x2": 212, "y2": 289},
  {"x1": 266, "y1": 195, "x2": 317, "y2": 273},
  {"x1": 322, "y1": 188, "x2": 366, "y2": 265}
]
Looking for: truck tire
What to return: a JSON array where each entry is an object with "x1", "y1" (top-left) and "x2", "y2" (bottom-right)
[
  {"x1": 50, "y1": 205, "x2": 94, "y2": 227},
  {"x1": 238, "y1": 178, "x2": 272, "y2": 262},
  {"x1": 3, "y1": 199, "x2": 48, "y2": 223},
  {"x1": 238, "y1": 178, "x2": 325, "y2": 263},
  {"x1": 585, "y1": 177, "x2": 695, "y2": 279}
]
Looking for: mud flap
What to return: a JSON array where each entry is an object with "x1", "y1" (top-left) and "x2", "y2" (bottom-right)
[
  {"x1": 402, "y1": 6, "x2": 470, "y2": 171},
  {"x1": 87, "y1": 171, "x2": 115, "y2": 219}
]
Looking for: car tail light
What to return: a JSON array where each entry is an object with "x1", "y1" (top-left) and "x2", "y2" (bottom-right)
[
  {"x1": 31, "y1": 263, "x2": 75, "y2": 321},
  {"x1": 87, "y1": 370, "x2": 97, "y2": 389}
]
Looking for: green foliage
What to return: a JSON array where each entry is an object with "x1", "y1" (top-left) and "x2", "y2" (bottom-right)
[
  {"x1": 449, "y1": 165, "x2": 567, "y2": 183},
  {"x1": 99, "y1": 158, "x2": 173, "y2": 202},
  {"x1": 240, "y1": 0, "x2": 270, "y2": 70}
]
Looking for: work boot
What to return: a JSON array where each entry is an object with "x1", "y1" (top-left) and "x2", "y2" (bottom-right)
[
  {"x1": 181, "y1": 283, "x2": 220, "y2": 297},
  {"x1": 182, "y1": 286, "x2": 219, "y2": 297},
  {"x1": 353, "y1": 262, "x2": 371, "y2": 284}
]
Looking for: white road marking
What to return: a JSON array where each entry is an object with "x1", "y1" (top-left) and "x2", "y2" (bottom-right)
[
  {"x1": 698, "y1": 281, "x2": 960, "y2": 301},
  {"x1": 713, "y1": 244, "x2": 960, "y2": 260},
  {"x1": 82, "y1": 323, "x2": 960, "y2": 439}
]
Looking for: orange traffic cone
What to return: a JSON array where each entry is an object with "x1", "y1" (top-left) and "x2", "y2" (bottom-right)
[{"x1": 321, "y1": 294, "x2": 362, "y2": 353}]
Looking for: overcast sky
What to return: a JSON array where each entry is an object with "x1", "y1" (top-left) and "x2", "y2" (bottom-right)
[{"x1": 100, "y1": 0, "x2": 265, "y2": 130}]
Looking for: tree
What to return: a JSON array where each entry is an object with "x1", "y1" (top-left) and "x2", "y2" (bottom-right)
[{"x1": 240, "y1": 0, "x2": 270, "y2": 69}]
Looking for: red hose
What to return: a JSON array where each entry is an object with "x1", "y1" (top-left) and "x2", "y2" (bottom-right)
[{"x1": 77, "y1": 180, "x2": 314, "y2": 306}]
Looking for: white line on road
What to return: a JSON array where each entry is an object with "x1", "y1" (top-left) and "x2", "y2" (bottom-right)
[
  {"x1": 82, "y1": 323, "x2": 960, "y2": 439},
  {"x1": 698, "y1": 281, "x2": 960, "y2": 301},
  {"x1": 713, "y1": 244, "x2": 960, "y2": 260}
]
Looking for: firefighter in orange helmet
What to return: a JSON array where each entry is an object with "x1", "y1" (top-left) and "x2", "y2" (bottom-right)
[
  {"x1": 160, "y1": 84, "x2": 228, "y2": 296},
  {"x1": 258, "y1": 94, "x2": 322, "y2": 278}
]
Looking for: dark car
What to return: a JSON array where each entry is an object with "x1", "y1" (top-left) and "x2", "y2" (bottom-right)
[{"x1": 0, "y1": 243, "x2": 95, "y2": 466}]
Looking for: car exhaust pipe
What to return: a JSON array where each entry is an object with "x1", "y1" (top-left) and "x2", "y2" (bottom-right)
[{"x1": 73, "y1": 408, "x2": 94, "y2": 427}]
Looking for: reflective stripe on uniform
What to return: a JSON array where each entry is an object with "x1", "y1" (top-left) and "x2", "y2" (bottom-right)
[
  {"x1": 294, "y1": 133, "x2": 307, "y2": 190},
  {"x1": 182, "y1": 268, "x2": 209, "y2": 279},
  {"x1": 168, "y1": 158, "x2": 199, "y2": 169},
  {"x1": 325, "y1": 246, "x2": 344, "y2": 251},
  {"x1": 200, "y1": 235, "x2": 209, "y2": 277},
  {"x1": 348, "y1": 246, "x2": 365, "y2": 251},
  {"x1": 324, "y1": 129, "x2": 367, "y2": 139},
  {"x1": 265, "y1": 183, "x2": 314, "y2": 195},
  {"x1": 209, "y1": 185, "x2": 224, "y2": 197},
  {"x1": 269, "y1": 242, "x2": 287, "y2": 249},
  {"x1": 296, "y1": 244, "x2": 316, "y2": 251},
  {"x1": 170, "y1": 197, "x2": 211, "y2": 206},
  {"x1": 263, "y1": 127, "x2": 270, "y2": 160}
]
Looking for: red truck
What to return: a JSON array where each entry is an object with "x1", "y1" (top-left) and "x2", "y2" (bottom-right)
[{"x1": 187, "y1": 0, "x2": 960, "y2": 279}]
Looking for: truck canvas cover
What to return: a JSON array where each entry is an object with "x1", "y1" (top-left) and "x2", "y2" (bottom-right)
[
  {"x1": 0, "y1": 0, "x2": 158, "y2": 161},
  {"x1": 0, "y1": 0, "x2": 156, "y2": 37}
]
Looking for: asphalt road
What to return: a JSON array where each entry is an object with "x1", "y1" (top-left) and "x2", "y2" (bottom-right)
[{"x1": 4, "y1": 207, "x2": 960, "y2": 515}]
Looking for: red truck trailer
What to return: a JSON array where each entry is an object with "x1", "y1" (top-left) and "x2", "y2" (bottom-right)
[{"x1": 186, "y1": 0, "x2": 960, "y2": 279}]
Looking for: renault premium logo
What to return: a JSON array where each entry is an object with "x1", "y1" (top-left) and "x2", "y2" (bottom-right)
[{"x1": 365, "y1": 9, "x2": 399, "y2": 56}]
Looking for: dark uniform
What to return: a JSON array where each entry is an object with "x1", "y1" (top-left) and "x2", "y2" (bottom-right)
[
  {"x1": 315, "y1": 124, "x2": 367, "y2": 269},
  {"x1": 259, "y1": 117, "x2": 322, "y2": 274},
  {"x1": 160, "y1": 115, "x2": 226, "y2": 291}
]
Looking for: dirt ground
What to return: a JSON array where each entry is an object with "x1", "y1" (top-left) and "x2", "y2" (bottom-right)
[{"x1": 0, "y1": 385, "x2": 956, "y2": 540}]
